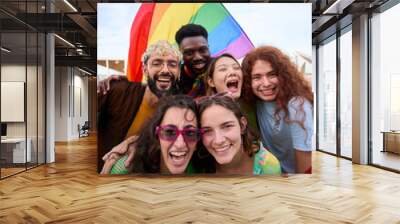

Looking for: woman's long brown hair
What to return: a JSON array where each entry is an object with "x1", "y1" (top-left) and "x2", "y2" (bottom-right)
[{"x1": 241, "y1": 46, "x2": 313, "y2": 129}]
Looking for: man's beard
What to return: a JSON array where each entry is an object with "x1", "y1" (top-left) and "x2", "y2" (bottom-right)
[{"x1": 147, "y1": 73, "x2": 179, "y2": 98}]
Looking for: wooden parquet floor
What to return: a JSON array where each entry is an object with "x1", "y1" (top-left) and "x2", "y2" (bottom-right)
[{"x1": 1, "y1": 135, "x2": 400, "y2": 224}]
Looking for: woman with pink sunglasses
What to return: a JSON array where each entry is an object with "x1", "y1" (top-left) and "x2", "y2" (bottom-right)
[{"x1": 101, "y1": 95, "x2": 203, "y2": 174}]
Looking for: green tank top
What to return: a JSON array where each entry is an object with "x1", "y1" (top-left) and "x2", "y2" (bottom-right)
[
  {"x1": 109, "y1": 155, "x2": 130, "y2": 174},
  {"x1": 109, "y1": 155, "x2": 196, "y2": 174},
  {"x1": 253, "y1": 145, "x2": 282, "y2": 175}
]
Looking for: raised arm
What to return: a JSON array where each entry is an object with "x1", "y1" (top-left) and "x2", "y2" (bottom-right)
[
  {"x1": 102, "y1": 135, "x2": 138, "y2": 169},
  {"x1": 97, "y1": 74, "x2": 127, "y2": 95}
]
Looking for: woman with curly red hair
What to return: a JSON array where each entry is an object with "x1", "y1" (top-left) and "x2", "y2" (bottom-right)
[{"x1": 241, "y1": 46, "x2": 314, "y2": 174}]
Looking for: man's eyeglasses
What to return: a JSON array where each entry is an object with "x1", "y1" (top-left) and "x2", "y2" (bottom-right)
[
  {"x1": 156, "y1": 125, "x2": 201, "y2": 144},
  {"x1": 150, "y1": 60, "x2": 179, "y2": 71}
]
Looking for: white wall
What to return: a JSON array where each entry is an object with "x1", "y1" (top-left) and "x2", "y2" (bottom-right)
[
  {"x1": 55, "y1": 67, "x2": 69, "y2": 141},
  {"x1": 1, "y1": 65, "x2": 25, "y2": 132},
  {"x1": 73, "y1": 73, "x2": 89, "y2": 138},
  {"x1": 1, "y1": 65, "x2": 36, "y2": 138},
  {"x1": 54, "y1": 67, "x2": 89, "y2": 141},
  {"x1": 1, "y1": 63, "x2": 46, "y2": 164}
]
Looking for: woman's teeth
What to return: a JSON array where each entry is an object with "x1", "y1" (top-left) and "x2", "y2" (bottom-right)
[
  {"x1": 169, "y1": 151, "x2": 187, "y2": 157},
  {"x1": 169, "y1": 151, "x2": 188, "y2": 162},
  {"x1": 260, "y1": 87, "x2": 275, "y2": 95},
  {"x1": 226, "y1": 82, "x2": 239, "y2": 93},
  {"x1": 215, "y1": 145, "x2": 231, "y2": 153}
]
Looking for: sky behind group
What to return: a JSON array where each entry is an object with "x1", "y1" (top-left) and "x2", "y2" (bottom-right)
[{"x1": 98, "y1": 3, "x2": 311, "y2": 63}]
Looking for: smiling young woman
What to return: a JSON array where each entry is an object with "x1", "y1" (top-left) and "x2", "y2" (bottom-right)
[
  {"x1": 204, "y1": 53, "x2": 243, "y2": 100},
  {"x1": 242, "y1": 46, "x2": 314, "y2": 174},
  {"x1": 197, "y1": 95, "x2": 281, "y2": 175},
  {"x1": 101, "y1": 95, "x2": 202, "y2": 175}
]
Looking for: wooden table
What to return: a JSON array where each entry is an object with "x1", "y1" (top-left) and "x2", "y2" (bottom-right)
[{"x1": 381, "y1": 131, "x2": 400, "y2": 154}]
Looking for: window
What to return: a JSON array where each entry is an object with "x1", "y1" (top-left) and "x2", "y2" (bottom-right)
[
  {"x1": 318, "y1": 36, "x2": 337, "y2": 154},
  {"x1": 0, "y1": 1, "x2": 46, "y2": 179},
  {"x1": 371, "y1": 3, "x2": 400, "y2": 171},
  {"x1": 339, "y1": 28, "x2": 352, "y2": 158}
]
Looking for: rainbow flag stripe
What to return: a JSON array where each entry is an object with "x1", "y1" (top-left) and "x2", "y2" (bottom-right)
[{"x1": 127, "y1": 3, "x2": 254, "y2": 82}]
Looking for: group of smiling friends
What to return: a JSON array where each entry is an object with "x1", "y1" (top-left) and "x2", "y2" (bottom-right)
[{"x1": 97, "y1": 24, "x2": 313, "y2": 175}]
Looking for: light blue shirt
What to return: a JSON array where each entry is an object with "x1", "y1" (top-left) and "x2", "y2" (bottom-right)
[{"x1": 257, "y1": 97, "x2": 313, "y2": 173}]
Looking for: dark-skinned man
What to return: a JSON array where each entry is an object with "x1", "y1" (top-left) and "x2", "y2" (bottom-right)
[{"x1": 174, "y1": 24, "x2": 211, "y2": 97}]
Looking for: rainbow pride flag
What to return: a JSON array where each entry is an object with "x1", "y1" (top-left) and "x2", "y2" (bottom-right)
[{"x1": 126, "y1": 3, "x2": 254, "y2": 82}]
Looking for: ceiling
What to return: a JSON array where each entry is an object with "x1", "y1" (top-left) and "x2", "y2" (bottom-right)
[{"x1": 0, "y1": 0, "x2": 390, "y2": 74}]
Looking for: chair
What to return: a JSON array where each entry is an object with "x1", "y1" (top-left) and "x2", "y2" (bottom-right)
[{"x1": 78, "y1": 121, "x2": 90, "y2": 138}]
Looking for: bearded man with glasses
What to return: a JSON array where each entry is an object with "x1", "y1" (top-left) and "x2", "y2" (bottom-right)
[{"x1": 97, "y1": 40, "x2": 182, "y2": 172}]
